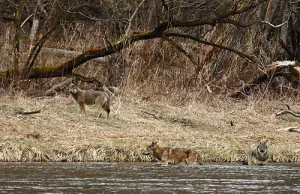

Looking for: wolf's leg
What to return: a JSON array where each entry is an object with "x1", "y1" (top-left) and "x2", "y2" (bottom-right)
[
  {"x1": 161, "y1": 152, "x2": 169, "y2": 164},
  {"x1": 102, "y1": 98, "x2": 110, "y2": 119},
  {"x1": 185, "y1": 159, "x2": 189, "y2": 165},
  {"x1": 79, "y1": 103, "x2": 86, "y2": 116},
  {"x1": 95, "y1": 97, "x2": 103, "y2": 118},
  {"x1": 247, "y1": 153, "x2": 253, "y2": 165}
]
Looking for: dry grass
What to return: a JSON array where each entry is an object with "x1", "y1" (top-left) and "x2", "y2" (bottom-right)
[{"x1": 0, "y1": 91, "x2": 300, "y2": 163}]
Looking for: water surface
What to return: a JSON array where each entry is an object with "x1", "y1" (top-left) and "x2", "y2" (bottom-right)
[{"x1": 0, "y1": 162, "x2": 299, "y2": 193}]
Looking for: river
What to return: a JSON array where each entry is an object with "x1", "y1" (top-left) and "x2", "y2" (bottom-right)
[{"x1": 0, "y1": 162, "x2": 299, "y2": 193}]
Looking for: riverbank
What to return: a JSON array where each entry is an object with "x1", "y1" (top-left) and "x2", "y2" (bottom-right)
[{"x1": 0, "y1": 92, "x2": 300, "y2": 163}]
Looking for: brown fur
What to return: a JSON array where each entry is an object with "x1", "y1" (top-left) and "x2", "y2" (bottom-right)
[
  {"x1": 145, "y1": 141, "x2": 202, "y2": 165},
  {"x1": 69, "y1": 83, "x2": 110, "y2": 118}
]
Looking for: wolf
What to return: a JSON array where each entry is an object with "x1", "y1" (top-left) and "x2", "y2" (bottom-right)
[
  {"x1": 247, "y1": 140, "x2": 269, "y2": 165},
  {"x1": 69, "y1": 82, "x2": 110, "y2": 118},
  {"x1": 144, "y1": 141, "x2": 202, "y2": 165}
]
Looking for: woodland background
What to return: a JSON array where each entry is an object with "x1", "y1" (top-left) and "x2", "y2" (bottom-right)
[
  {"x1": 0, "y1": 0, "x2": 300, "y2": 99},
  {"x1": 1, "y1": 0, "x2": 300, "y2": 163}
]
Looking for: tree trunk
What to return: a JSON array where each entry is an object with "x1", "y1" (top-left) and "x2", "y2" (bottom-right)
[{"x1": 12, "y1": 0, "x2": 27, "y2": 79}]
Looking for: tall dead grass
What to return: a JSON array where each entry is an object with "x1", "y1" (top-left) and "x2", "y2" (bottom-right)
[{"x1": 1, "y1": 90, "x2": 300, "y2": 163}]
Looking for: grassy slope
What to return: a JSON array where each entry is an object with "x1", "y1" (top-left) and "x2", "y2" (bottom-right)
[{"x1": 0, "y1": 92, "x2": 300, "y2": 163}]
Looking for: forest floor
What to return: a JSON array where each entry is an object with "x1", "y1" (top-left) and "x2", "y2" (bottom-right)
[{"x1": 1, "y1": 92, "x2": 300, "y2": 164}]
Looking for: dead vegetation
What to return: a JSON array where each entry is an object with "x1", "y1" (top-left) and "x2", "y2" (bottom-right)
[{"x1": 0, "y1": 91, "x2": 300, "y2": 163}]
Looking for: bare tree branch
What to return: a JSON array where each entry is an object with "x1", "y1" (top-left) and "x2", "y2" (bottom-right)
[
  {"x1": 124, "y1": 0, "x2": 146, "y2": 38},
  {"x1": 278, "y1": 127, "x2": 300, "y2": 133},
  {"x1": 23, "y1": 24, "x2": 59, "y2": 79},
  {"x1": 161, "y1": 0, "x2": 173, "y2": 24},
  {"x1": 162, "y1": 36, "x2": 197, "y2": 67},
  {"x1": 164, "y1": 32, "x2": 256, "y2": 63},
  {"x1": 162, "y1": 36, "x2": 212, "y2": 91},
  {"x1": 261, "y1": 21, "x2": 288, "y2": 28},
  {"x1": 276, "y1": 110, "x2": 300, "y2": 117}
]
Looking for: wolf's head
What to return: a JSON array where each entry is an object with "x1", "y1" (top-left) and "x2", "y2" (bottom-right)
[
  {"x1": 69, "y1": 83, "x2": 79, "y2": 94},
  {"x1": 143, "y1": 141, "x2": 158, "y2": 155},
  {"x1": 256, "y1": 140, "x2": 269, "y2": 160}
]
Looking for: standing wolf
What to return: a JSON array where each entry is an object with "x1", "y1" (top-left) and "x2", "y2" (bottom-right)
[
  {"x1": 144, "y1": 141, "x2": 202, "y2": 165},
  {"x1": 69, "y1": 82, "x2": 110, "y2": 119},
  {"x1": 247, "y1": 140, "x2": 269, "y2": 165}
]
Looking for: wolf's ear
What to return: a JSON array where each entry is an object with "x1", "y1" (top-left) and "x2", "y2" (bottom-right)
[
  {"x1": 257, "y1": 140, "x2": 261, "y2": 145},
  {"x1": 259, "y1": 139, "x2": 268, "y2": 144},
  {"x1": 152, "y1": 141, "x2": 157, "y2": 145},
  {"x1": 71, "y1": 78, "x2": 78, "y2": 85}
]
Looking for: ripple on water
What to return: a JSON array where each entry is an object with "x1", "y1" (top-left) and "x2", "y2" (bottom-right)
[{"x1": 0, "y1": 162, "x2": 299, "y2": 193}]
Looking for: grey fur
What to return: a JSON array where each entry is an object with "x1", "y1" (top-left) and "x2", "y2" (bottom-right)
[
  {"x1": 69, "y1": 83, "x2": 110, "y2": 118},
  {"x1": 247, "y1": 140, "x2": 269, "y2": 165}
]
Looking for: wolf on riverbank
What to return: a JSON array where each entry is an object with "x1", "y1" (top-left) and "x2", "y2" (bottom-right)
[{"x1": 69, "y1": 82, "x2": 110, "y2": 119}]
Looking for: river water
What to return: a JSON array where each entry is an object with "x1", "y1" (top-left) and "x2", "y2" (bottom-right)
[{"x1": 0, "y1": 162, "x2": 299, "y2": 193}]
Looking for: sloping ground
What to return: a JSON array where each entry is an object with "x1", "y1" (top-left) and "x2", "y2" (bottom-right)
[{"x1": 0, "y1": 93, "x2": 300, "y2": 163}]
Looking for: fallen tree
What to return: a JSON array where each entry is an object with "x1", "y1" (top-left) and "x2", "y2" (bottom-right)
[{"x1": 231, "y1": 61, "x2": 300, "y2": 98}]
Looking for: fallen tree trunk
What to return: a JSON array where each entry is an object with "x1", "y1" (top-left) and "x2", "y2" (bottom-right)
[
  {"x1": 16, "y1": 109, "x2": 42, "y2": 115},
  {"x1": 42, "y1": 48, "x2": 109, "y2": 63},
  {"x1": 231, "y1": 61, "x2": 300, "y2": 98},
  {"x1": 43, "y1": 78, "x2": 73, "y2": 96}
]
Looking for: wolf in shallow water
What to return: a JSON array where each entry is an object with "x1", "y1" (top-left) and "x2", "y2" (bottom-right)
[
  {"x1": 144, "y1": 141, "x2": 202, "y2": 165},
  {"x1": 247, "y1": 140, "x2": 269, "y2": 165}
]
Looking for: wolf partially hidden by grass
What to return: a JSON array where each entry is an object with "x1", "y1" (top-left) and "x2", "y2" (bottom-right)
[
  {"x1": 246, "y1": 140, "x2": 269, "y2": 165},
  {"x1": 144, "y1": 141, "x2": 202, "y2": 165},
  {"x1": 69, "y1": 82, "x2": 110, "y2": 119}
]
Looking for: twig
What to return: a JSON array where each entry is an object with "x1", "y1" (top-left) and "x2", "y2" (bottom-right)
[
  {"x1": 16, "y1": 109, "x2": 42, "y2": 115},
  {"x1": 164, "y1": 32, "x2": 256, "y2": 63},
  {"x1": 141, "y1": 111, "x2": 160, "y2": 119},
  {"x1": 261, "y1": 21, "x2": 288, "y2": 28},
  {"x1": 21, "y1": 14, "x2": 33, "y2": 27},
  {"x1": 124, "y1": 0, "x2": 146, "y2": 38},
  {"x1": 276, "y1": 110, "x2": 300, "y2": 117},
  {"x1": 161, "y1": 0, "x2": 173, "y2": 24},
  {"x1": 162, "y1": 36, "x2": 212, "y2": 93},
  {"x1": 162, "y1": 36, "x2": 197, "y2": 67},
  {"x1": 278, "y1": 127, "x2": 300, "y2": 133}
]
